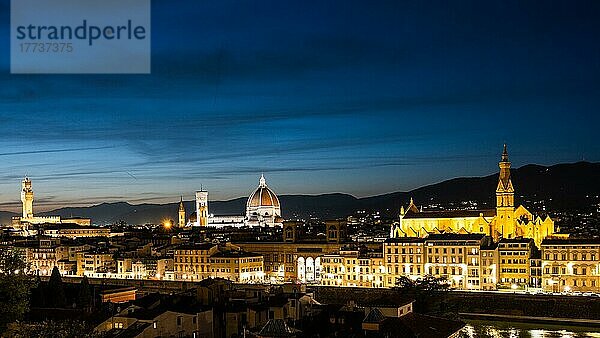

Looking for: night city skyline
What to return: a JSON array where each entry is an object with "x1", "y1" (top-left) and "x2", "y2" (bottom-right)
[
  {"x1": 2, "y1": 1, "x2": 600, "y2": 337},
  {"x1": 1, "y1": 0, "x2": 600, "y2": 210}
]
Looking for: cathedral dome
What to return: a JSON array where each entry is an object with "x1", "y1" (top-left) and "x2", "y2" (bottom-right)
[
  {"x1": 246, "y1": 175, "x2": 282, "y2": 227},
  {"x1": 247, "y1": 175, "x2": 280, "y2": 210}
]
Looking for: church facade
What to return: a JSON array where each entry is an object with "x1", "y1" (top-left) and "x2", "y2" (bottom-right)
[{"x1": 391, "y1": 146, "x2": 565, "y2": 247}]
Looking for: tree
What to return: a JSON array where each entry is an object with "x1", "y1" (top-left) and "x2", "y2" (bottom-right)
[
  {"x1": 77, "y1": 276, "x2": 92, "y2": 310},
  {"x1": 0, "y1": 247, "x2": 36, "y2": 331},
  {"x1": 47, "y1": 266, "x2": 66, "y2": 308},
  {"x1": 394, "y1": 275, "x2": 417, "y2": 290},
  {"x1": 394, "y1": 274, "x2": 449, "y2": 292},
  {"x1": 393, "y1": 275, "x2": 449, "y2": 314},
  {"x1": 5, "y1": 320, "x2": 103, "y2": 338},
  {"x1": 415, "y1": 275, "x2": 450, "y2": 291}
]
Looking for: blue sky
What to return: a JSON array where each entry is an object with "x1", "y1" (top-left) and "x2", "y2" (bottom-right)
[{"x1": 0, "y1": 0, "x2": 599, "y2": 211}]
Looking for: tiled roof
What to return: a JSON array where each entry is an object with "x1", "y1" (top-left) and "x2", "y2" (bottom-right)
[
  {"x1": 542, "y1": 238, "x2": 600, "y2": 245},
  {"x1": 426, "y1": 233, "x2": 486, "y2": 241},
  {"x1": 363, "y1": 308, "x2": 386, "y2": 323},
  {"x1": 257, "y1": 319, "x2": 300, "y2": 337},
  {"x1": 403, "y1": 209, "x2": 495, "y2": 219}
]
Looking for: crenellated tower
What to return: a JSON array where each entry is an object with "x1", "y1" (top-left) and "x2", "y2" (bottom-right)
[{"x1": 21, "y1": 177, "x2": 34, "y2": 219}]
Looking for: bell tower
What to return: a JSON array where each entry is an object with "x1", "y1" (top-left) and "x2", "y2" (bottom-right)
[
  {"x1": 496, "y1": 145, "x2": 515, "y2": 238},
  {"x1": 195, "y1": 188, "x2": 208, "y2": 227},
  {"x1": 21, "y1": 177, "x2": 34, "y2": 219},
  {"x1": 178, "y1": 196, "x2": 186, "y2": 228}
]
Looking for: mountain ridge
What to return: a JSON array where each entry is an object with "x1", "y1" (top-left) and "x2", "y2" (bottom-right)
[{"x1": 1, "y1": 161, "x2": 598, "y2": 225}]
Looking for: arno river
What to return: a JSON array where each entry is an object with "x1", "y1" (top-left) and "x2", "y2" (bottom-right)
[{"x1": 460, "y1": 320, "x2": 600, "y2": 338}]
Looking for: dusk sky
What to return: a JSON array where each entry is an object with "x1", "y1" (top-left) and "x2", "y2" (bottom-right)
[{"x1": 1, "y1": 0, "x2": 599, "y2": 211}]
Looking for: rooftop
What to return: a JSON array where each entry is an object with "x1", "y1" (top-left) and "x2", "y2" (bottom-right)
[
  {"x1": 541, "y1": 238, "x2": 600, "y2": 245},
  {"x1": 176, "y1": 243, "x2": 216, "y2": 251},
  {"x1": 211, "y1": 250, "x2": 262, "y2": 258},
  {"x1": 426, "y1": 233, "x2": 486, "y2": 241},
  {"x1": 403, "y1": 209, "x2": 496, "y2": 219}
]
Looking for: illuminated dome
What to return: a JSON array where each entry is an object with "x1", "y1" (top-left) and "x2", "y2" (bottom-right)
[
  {"x1": 246, "y1": 175, "x2": 282, "y2": 227},
  {"x1": 248, "y1": 175, "x2": 280, "y2": 209}
]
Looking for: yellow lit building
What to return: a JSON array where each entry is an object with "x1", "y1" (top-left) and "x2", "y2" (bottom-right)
[
  {"x1": 42, "y1": 224, "x2": 111, "y2": 238},
  {"x1": 320, "y1": 248, "x2": 386, "y2": 288},
  {"x1": 392, "y1": 146, "x2": 564, "y2": 247},
  {"x1": 173, "y1": 243, "x2": 216, "y2": 280},
  {"x1": 22, "y1": 238, "x2": 90, "y2": 276},
  {"x1": 76, "y1": 250, "x2": 116, "y2": 276},
  {"x1": 424, "y1": 234, "x2": 485, "y2": 290},
  {"x1": 541, "y1": 238, "x2": 600, "y2": 293},
  {"x1": 320, "y1": 255, "x2": 344, "y2": 286},
  {"x1": 209, "y1": 251, "x2": 264, "y2": 283},
  {"x1": 235, "y1": 220, "x2": 354, "y2": 283},
  {"x1": 173, "y1": 243, "x2": 264, "y2": 283},
  {"x1": 381, "y1": 234, "x2": 490, "y2": 290},
  {"x1": 480, "y1": 242, "x2": 499, "y2": 291},
  {"x1": 497, "y1": 238, "x2": 533, "y2": 289},
  {"x1": 383, "y1": 237, "x2": 425, "y2": 287}
]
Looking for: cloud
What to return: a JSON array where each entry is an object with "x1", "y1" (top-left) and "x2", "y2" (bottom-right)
[{"x1": 0, "y1": 145, "x2": 117, "y2": 157}]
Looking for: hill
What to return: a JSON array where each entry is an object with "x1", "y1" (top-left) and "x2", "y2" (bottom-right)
[{"x1": 1, "y1": 162, "x2": 598, "y2": 225}]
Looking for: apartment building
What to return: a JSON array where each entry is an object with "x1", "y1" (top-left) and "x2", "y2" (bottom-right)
[{"x1": 541, "y1": 238, "x2": 600, "y2": 293}]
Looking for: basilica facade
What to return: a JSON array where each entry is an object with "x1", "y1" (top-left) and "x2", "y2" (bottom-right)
[{"x1": 391, "y1": 146, "x2": 565, "y2": 247}]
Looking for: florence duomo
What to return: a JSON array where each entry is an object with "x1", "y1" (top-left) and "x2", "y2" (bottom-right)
[
  {"x1": 182, "y1": 174, "x2": 284, "y2": 228},
  {"x1": 392, "y1": 145, "x2": 565, "y2": 246}
]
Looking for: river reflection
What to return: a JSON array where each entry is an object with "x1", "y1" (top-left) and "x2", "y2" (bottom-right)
[{"x1": 460, "y1": 320, "x2": 600, "y2": 338}]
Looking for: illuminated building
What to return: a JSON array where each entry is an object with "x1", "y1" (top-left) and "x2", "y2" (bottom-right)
[
  {"x1": 383, "y1": 237, "x2": 425, "y2": 287},
  {"x1": 209, "y1": 250, "x2": 264, "y2": 283},
  {"x1": 320, "y1": 248, "x2": 386, "y2": 287},
  {"x1": 11, "y1": 177, "x2": 92, "y2": 232},
  {"x1": 188, "y1": 175, "x2": 283, "y2": 228},
  {"x1": 541, "y1": 238, "x2": 600, "y2": 293},
  {"x1": 41, "y1": 224, "x2": 111, "y2": 238},
  {"x1": 497, "y1": 238, "x2": 533, "y2": 289},
  {"x1": 245, "y1": 174, "x2": 283, "y2": 227},
  {"x1": 195, "y1": 189, "x2": 209, "y2": 227},
  {"x1": 173, "y1": 243, "x2": 217, "y2": 280},
  {"x1": 173, "y1": 243, "x2": 264, "y2": 283},
  {"x1": 76, "y1": 249, "x2": 116, "y2": 277},
  {"x1": 424, "y1": 234, "x2": 485, "y2": 290},
  {"x1": 23, "y1": 238, "x2": 89, "y2": 276},
  {"x1": 178, "y1": 196, "x2": 186, "y2": 228},
  {"x1": 115, "y1": 257, "x2": 173, "y2": 280},
  {"x1": 392, "y1": 146, "x2": 565, "y2": 247},
  {"x1": 235, "y1": 220, "x2": 352, "y2": 283},
  {"x1": 480, "y1": 242, "x2": 499, "y2": 291},
  {"x1": 21, "y1": 176, "x2": 34, "y2": 218}
]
